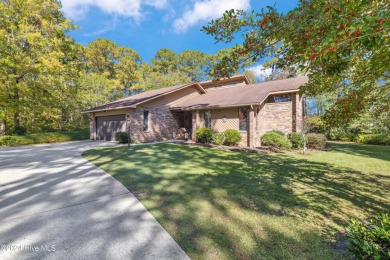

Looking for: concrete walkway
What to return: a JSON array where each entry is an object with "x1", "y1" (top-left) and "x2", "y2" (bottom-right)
[{"x1": 0, "y1": 141, "x2": 189, "y2": 260}]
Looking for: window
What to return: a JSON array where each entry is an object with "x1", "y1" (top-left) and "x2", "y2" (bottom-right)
[
  {"x1": 204, "y1": 110, "x2": 211, "y2": 129},
  {"x1": 267, "y1": 94, "x2": 292, "y2": 103},
  {"x1": 143, "y1": 111, "x2": 149, "y2": 131},
  {"x1": 238, "y1": 108, "x2": 248, "y2": 131}
]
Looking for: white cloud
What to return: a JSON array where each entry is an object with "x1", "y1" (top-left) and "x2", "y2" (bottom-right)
[
  {"x1": 61, "y1": 0, "x2": 168, "y2": 21},
  {"x1": 173, "y1": 0, "x2": 250, "y2": 33},
  {"x1": 83, "y1": 16, "x2": 119, "y2": 37},
  {"x1": 248, "y1": 65, "x2": 273, "y2": 81}
]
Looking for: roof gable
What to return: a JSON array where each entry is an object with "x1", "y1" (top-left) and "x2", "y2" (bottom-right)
[{"x1": 82, "y1": 82, "x2": 205, "y2": 113}]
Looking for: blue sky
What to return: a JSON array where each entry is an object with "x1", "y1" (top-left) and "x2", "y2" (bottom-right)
[{"x1": 61, "y1": 0, "x2": 298, "y2": 76}]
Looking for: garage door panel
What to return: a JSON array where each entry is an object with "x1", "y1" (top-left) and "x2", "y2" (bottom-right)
[{"x1": 96, "y1": 115, "x2": 126, "y2": 141}]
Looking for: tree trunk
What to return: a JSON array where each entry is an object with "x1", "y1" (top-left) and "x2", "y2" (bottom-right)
[
  {"x1": 12, "y1": 90, "x2": 20, "y2": 129},
  {"x1": 14, "y1": 112, "x2": 20, "y2": 129},
  {"x1": 0, "y1": 120, "x2": 5, "y2": 136}
]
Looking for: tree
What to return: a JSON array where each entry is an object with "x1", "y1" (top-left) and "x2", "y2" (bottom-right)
[
  {"x1": 202, "y1": 0, "x2": 389, "y2": 125},
  {"x1": 141, "y1": 62, "x2": 191, "y2": 91},
  {"x1": 177, "y1": 50, "x2": 214, "y2": 81},
  {"x1": 115, "y1": 46, "x2": 142, "y2": 96},
  {"x1": 244, "y1": 70, "x2": 256, "y2": 84},
  {"x1": 151, "y1": 48, "x2": 178, "y2": 75},
  {"x1": 0, "y1": 0, "x2": 77, "y2": 133}
]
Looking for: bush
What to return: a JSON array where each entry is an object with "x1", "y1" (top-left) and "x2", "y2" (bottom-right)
[
  {"x1": 196, "y1": 127, "x2": 214, "y2": 143},
  {"x1": 0, "y1": 129, "x2": 89, "y2": 147},
  {"x1": 328, "y1": 127, "x2": 358, "y2": 142},
  {"x1": 306, "y1": 133, "x2": 327, "y2": 150},
  {"x1": 261, "y1": 131, "x2": 292, "y2": 150},
  {"x1": 347, "y1": 213, "x2": 390, "y2": 259},
  {"x1": 269, "y1": 130, "x2": 285, "y2": 136},
  {"x1": 356, "y1": 134, "x2": 390, "y2": 146},
  {"x1": 115, "y1": 132, "x2": 129, "y2": 144},
  {"x1": 224, "y1": 129, "x2": 242, "y2": 146},
  {"x1": 305, "y1": 116, "x2": 327, "y2": 133},
  {"x1": 288, "y1": 132, "x2": 305, "y2": 149},
  {"x1": 212, "y1": 132, "x2": 225, "y2": 145},
  {"x1": 13, "y1": 126, "x2": 27, "y2": 136},
  {"x1": 0, "y1": 136, "x2": 19, "y2": 146}
]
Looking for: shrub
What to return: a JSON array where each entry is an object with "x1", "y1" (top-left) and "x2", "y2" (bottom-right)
[
  {"x1": 196, "y1": 127, "x2": 214, "y2": 143},
  {"x1": 261, "y1": 131, "x2": 292, "y2": 150},
  {"x1": 224, "y1": 129, "x2": 242, "y2": 146},
  {"x1": 306, "y1": 133, "x2": 327, "y2": 150},
  {"x1": 0, "y1": 136, "x2": 19, "y2": 146},
  {"x1": 13, "y1": 126, "x2": 27, "y2": 136},
  {"x1": 328, "y1": 127, "x2": 358, "y2": 142},
  {"x1": 288, "y1": 132, "x2": 305, "y2": 149},
  {"x1": 305, "y1": 116, "x2": 327, "y2": 133},
  {"x1": 269, "y1": 130, "x2": 285, "y2": 136},
  {"x1": 212, "y1": 132, "x2": 225, "y2": 145},
  {"x1": 347, "y1": 213, "x2": 390, "y2": 259},
  {"x1": 356, "y1": 134, "x2": 390, "y2": 146},
  {"x1": 115, "y1": 132, "x2": 129, "y2": 144},
  {"x1": 0, "y1": 129, "x2": 89, "y2": 146}
]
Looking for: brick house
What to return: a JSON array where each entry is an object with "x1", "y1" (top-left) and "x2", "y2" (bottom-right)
[{"x1": 82, "y1": 75, "x2": 308, "y2": 147}]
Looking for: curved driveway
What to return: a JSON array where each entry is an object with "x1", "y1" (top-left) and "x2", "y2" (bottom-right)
[{"x1": 0, "y1": 141, "x2": 188, "y2": 260}]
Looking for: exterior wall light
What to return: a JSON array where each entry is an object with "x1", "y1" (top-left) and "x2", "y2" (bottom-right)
[{"x1": 223, "y1": 116, "x2": 227, "y2": 123}]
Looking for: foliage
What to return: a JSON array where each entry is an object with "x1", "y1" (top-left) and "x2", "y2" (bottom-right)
[
  {"x1": 0, "y1": 129, "x2": 89, "y2": 146},
  {"x1": 305, "y1": 116, "x2": 327, "y2": 134},
  {"x1": 196, "y1": 127, "x2": 214, "y2": 143},
  {"x1": 347, "y1": 213, "x2": 390, "y2": 259},
  {"x1": 306, "y1": 133, "x2": 327, "y2": 150},
  {"x1": 356, "y1": 134, "x2": 390, "y2": 146},
  {"x1": 288, "y1": 132, "x2": 305, "y2": 149},
  {"x1": 223, "y1": 129, "x2": 242, "y2": 146},
  {"x1": 115, "y1": 132, "x2": 129, "y2": 144},
  {"x1": 269, "y1": 130, "x2": 285, "y2": 136},
  {"x1": 328, "y1": 126, "x2": 359, "y2": 142},
  {"x1": 212, "y1": 132, "x2": 225, "y2": 145},
  {"x1": 83, "y1": 142, "x2": 390, "y2": 259},
  {"x1": 202, "y1": 1, "x2": 390, "y2": 125},
  {"x1": 244, "y1": 70, "x2": 257, "y2": 84},
  {"x1": 0, "y1": 136, "x2": 18, "y2": 146},
  {"x1": 13, "y1": 126, "x2": 27, "y2": 136},
  {"x1": 0, "y1": 0, "x2": 78, "y2": 132},
  {"x1": 261, "y1": 131, "x2": 292, "y2": 150}
]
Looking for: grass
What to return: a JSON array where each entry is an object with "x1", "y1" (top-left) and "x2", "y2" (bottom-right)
[
  {"x1": 0, "y1": 129, "x2": 89, "y2": 146},
  {"x1": 83, "y1": 142, "x2": 390, "y2": 259}
]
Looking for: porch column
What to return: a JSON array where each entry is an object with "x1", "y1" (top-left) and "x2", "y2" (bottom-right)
[
  {"x1": 89, "y1": 113, "x2": 96, "y2": 140},
  {"x1": 248, "y1": 108, "x2": 255, "y2": 147},
  {"x1": 292, "y1": 93, "x2": 297, "y2": 132}
]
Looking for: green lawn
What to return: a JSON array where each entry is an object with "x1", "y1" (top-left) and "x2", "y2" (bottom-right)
[{"x1": 83, "y1": 142, "x2": 390, "y2": 259}]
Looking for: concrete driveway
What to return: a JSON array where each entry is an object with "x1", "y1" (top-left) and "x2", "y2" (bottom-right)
[{"x1": 0, "y1": 141, "x2": 189, "y2": 260}]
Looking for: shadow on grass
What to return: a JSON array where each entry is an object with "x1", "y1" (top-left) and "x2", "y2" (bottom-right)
[
  {"x1": 327, "y1": 141, "x2": 390, "y2": 161},
  {"x1": 83, "y1": 143, "x2": 390, "y2": 259}
]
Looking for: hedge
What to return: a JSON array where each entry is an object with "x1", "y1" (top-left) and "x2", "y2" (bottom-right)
[{"x1": 0, "y1": 129, "x2": 89, "y2": 147}]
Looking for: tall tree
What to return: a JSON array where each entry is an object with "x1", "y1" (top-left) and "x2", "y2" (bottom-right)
[
  {"x1": 202, "y1": 0, "x2": 390, "y2": 125},
  {"x1": 151, "y1": 48, "x2": 178, "y2": 75},
  {"x1": 0, "y1": 0, "x2": 76, "y2": 133},
  {"x1": 177, "y1": 50, "x2": 213, "y2": 81}
]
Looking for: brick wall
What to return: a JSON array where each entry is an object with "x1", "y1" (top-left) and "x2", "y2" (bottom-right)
[
  {"x1": 128, "y1": 107, "x2": 179, "y2": 143},
  {"x1": 258, "y1": 101, "x2": 293, "y2": 135},
  {"x1": 254, "y1": 92, "x2": 304, "y2": 146}
]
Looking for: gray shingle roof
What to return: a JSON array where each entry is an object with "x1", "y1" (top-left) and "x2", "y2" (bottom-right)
[
  {"x1": 82, "y1": 76, "x2": 308, "y2": 113},
  {"x1": 171, "y1": 76, "x2": 308, "y2": 110},
  {"x1": 82, "y1": 82, "x2": 197, "y2": 113}
]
